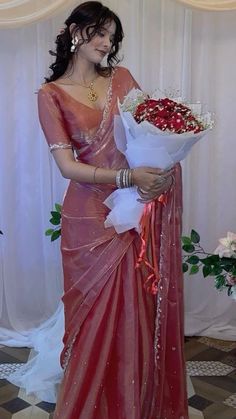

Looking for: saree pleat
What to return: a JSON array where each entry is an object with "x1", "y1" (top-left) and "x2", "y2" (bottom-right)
[{"x1": 56, "y1": 234, "x2": 158, "y2": 419}]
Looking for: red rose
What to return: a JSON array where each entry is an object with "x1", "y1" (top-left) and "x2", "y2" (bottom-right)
[
  {"x1": 157, "y1": 98, "x2": 176, "y2": 109},
  {"x1": 168, "y1": 113, "x2": 186, "y2": 133},
  {"x1": 150, "y1": 116, "x2": 168, "y2": 131}
]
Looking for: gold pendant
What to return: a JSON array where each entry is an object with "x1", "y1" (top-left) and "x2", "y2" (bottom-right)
[
  {"x1": 87, "y1": 82, "x2": 98, "y2": 102},
  {"x1": 88, "y1": 89, "x2": 98, "y2": 102}
]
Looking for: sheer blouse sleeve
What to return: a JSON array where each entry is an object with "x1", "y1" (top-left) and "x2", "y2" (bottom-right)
[
  {"x1": 123, "y1": 68, "x2": 141, "y2": 94},
  {"x1": 37, "y1": 86, "x2": 72, "y2": 152}
]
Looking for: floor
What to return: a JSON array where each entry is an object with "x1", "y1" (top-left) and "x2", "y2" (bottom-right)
[{"x1": 0, "y1": 336, "x2": 235, "y2": 418}]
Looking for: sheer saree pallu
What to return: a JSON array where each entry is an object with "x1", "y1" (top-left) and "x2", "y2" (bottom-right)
[{"x1": 37, "y1": 66, "x2": 188, "y2": 419}]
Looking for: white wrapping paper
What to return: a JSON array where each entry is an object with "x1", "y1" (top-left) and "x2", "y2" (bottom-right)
[{"x1": 104, "y1": 91, "x2": 212, "y2": 233}]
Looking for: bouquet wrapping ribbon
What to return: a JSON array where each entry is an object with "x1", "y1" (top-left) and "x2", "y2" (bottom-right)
[{"x1": 136, "y1": 193, "x2": 168, "y2": 295}]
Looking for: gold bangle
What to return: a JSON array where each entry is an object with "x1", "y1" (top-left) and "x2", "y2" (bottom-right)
[{"x1": 93, "y1": 167, "x2": 99, "y2": 183}]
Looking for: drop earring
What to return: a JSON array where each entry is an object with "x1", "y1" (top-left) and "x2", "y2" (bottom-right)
[{"x1": 71, "y1": 36, "x2": 79, "y2": 53}]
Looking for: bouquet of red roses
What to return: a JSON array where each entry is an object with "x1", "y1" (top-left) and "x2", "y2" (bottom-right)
[
  {"x1": 134, "y1": 97, "x2": 205, "y2": 133},
  {"x1": 104, "y1": 89, "x2": 213, "y2": 233}
]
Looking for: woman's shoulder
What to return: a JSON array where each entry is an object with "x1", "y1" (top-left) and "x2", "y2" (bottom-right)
[
  {"x1": 114, "y1": 66, "x2": 139, "y2": 91},
  {"x1": 37, "y1": 82, "x2": 61, "y2": 102},
  {"x1": 115, "y1": 65, "x2": 132, "y2": 77},
  {"x1": 37, "y1": 82, "x2": 56, "y2": 93},
  {"x1": 36, "y1": 83, "x2": 49, "y2": 97},
  {"x1": 114, "y1": 66, "x2": 136, "y2": 86},
  {"x1": 37, "y1": 82, "x2": 62, "y2": 109}
]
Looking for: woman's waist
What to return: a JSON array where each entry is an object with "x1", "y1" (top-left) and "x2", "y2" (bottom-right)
[{"x1": 62, "y1": 180, "x2": 116, "y2": 217}]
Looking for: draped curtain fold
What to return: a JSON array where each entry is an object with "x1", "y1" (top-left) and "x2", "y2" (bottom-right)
[
  {"x1": 1, "y1": 0, "x2": 236, "y2": 29},
  {"x1": 0, "y1": 0, "x2": 75, "y2": 27},
  {"x1": 175, "y1": 0, "x2": 236, "y2": 10}
]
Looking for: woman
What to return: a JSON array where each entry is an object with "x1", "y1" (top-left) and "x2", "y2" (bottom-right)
[{"x1": 38, "y1": 2, "x2": 188, "y2": 418}]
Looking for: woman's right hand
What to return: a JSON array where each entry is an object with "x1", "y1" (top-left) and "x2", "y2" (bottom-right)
[{"x1": 132, "y1": 166, "x2": 174, "y2": 202}]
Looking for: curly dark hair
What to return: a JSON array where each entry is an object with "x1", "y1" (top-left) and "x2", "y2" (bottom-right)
[{"x1": 45, "y1": 1, "x2": 124, "y2": 83}]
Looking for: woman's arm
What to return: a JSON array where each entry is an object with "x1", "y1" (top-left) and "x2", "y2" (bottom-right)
[
  {"x1": 52, "y1": 147, "x2": 173, "y2": 201},
  {"x1": 51, "y1": 148, "x2": 117, "y2": 184}
]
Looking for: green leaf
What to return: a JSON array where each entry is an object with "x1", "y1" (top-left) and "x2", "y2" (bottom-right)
[
  {"x1": 223, "y1": 264, "x2": 232, "y2": 273},
  {"x1": 220, "y1": 257, "x2": 236, "y2": 267},
  {"x1": 214, "y1": 274, "x2": 226, "y2": 290},
  {"x1": 208, "y1": 255, "x2": 220, "y2": 263},
  {"x1": 189, "y1": 265, "x2": 199, "y2": 275},
  {"x1": 201, "y1": 257, "x2": 211, "y2": 266},
  {"x1": 55, "y1": 203, "x2": 62, "y2": 213},
  {"x1": 212, "y1": 266, "x2": 223, "y2": 276},
  {"x1": 181, "y1": 236, "x2": 192, "y2": 246},
  {"x1": 201, "y1": 255, "x2": 219, "y2": 266},
  {"x1": 49, "y1": 217, "x2": 61, "y2": 226},
  {"x1": 200, "y1": 256, "x2": 212, "y2": 266},
  {"x1": 186, "y1": 255, "x2": 199, "y2": 265},
  {"x1": 182, "y1": 263, "x2": 189, "y2": 273},
  {"x1": 51, "y1": 229, "x2": 61, "y2": 242},
  {"x1": 45, "y1": 229, "x2": 54, "y2": 236},
  {"x1": 203, "y1": 265, "x2": 212, "y2": 278},
  {"x1": 231, "y1": 267, "x2": 236, "y2": 276},
  {"x1": 191, "y1": 229, "x2": 200, "y2": 244},
  {"x1": 182, "y1": 244, "x2": 195, "y2": 253},
  {"x1": 50, "y1": 211, "x2": 61, "y2": 220}
]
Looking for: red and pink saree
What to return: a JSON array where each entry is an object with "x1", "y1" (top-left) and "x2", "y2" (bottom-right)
[{"x1": 38, "y1": 66, "x2": 188, "y2": 419}]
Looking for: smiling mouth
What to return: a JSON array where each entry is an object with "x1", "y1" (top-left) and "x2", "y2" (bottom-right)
[{"x1": 97, "y1": 50, "x2": 107, "y2": 55}]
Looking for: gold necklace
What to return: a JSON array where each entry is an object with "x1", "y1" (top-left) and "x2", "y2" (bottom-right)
[{"x1": 68, "y1": 76, "x2": 98, "y2": 102}]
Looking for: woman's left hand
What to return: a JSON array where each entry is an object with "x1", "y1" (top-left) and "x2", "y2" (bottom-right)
[{"x1": 137, "y1": 173, "x2": 174, "y2": 203}]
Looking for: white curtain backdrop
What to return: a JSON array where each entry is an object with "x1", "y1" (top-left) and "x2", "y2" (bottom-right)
[{"x1": 0, "y1": 0, "x2": 235, "y2": 352}]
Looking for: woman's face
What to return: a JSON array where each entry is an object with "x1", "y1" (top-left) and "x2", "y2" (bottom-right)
[{"x1": 76, "y1": 20, "x2": 116, "y2": 64}]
